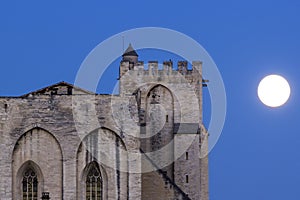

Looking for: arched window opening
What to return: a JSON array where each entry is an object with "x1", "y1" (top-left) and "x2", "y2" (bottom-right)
[
  {"x1": 86, "y1": 164, "x2": 102, "y2": 200},
  {"x1": 22, "y1": 168, "x2": 38, "y2": 200}
]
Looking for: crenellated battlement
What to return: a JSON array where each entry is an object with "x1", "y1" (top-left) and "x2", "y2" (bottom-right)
[
  {"x1": 120, "y1": 43, "x2": 202, "y2": 81},
  {"x1": 120, "y1": 60, "x2": 202, "y2": 78}
]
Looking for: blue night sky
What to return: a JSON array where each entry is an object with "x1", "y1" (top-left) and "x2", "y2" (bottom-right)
[{"x1": 1, "y1": 1, "x2": 300, "y2": 199}]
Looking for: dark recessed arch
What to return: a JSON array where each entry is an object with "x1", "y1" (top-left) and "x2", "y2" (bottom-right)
[{"x1": 146, "y1": 83, "x2": 175, "y2": 102}]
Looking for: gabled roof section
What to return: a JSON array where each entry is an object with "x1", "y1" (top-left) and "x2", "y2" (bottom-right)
[{"x1": 21, "y1": 81, "x2": 95, "y2": 97}]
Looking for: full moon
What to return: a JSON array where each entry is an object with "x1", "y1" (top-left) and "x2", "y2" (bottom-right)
[{"x1": 257, "y1": 74, "x2": 291, "y2": 107}]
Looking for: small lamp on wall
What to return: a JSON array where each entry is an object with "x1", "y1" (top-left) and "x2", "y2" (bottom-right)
[{"x1": 41, "y1": 192, "x2": 50, "y2": 199}]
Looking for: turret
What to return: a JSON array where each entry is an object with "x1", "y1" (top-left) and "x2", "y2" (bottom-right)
[
  {"x1": 120, "y1": 44, "x2": 138, "y2": 79},
  {"x1": 122, "y1": 43, "x2": 138, "y2": 64}
]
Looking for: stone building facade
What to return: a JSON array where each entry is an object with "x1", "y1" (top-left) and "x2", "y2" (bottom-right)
[{"x1": 0, "y1": 45, "x2": 209, "y2": 200}]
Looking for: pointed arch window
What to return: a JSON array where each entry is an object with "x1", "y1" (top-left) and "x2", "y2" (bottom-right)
[
  {"x1": 22, "y1": 168, "x2": 38, "y2": 200},
  {"x1": 86, "y1": 164, "x2": 102, "y2": 200}
]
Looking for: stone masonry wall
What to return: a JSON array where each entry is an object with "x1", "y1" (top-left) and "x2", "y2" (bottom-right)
[{"x1": 0, "y1": 58, "x2": 208, "y2": 200}]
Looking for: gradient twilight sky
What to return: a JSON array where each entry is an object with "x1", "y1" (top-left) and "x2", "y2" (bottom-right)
[{"x1": 1, "y1": 1, "x2": 300, "y2": 199}]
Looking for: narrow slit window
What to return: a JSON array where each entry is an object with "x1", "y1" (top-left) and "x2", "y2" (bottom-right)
[
  {"x1": 185, "y1": 152, "x2": 189, "y2": 160},
  {"x1": 166, "y1": 115, "x2": 169, "y2": 123},
  {"x1": 186, "y1": 175, "x2": 189, "y2": 183}
]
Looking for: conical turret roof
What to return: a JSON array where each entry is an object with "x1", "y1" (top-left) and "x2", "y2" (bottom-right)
[{"x1": 122, "y1": 43, "x2": 138, "y2": 57}]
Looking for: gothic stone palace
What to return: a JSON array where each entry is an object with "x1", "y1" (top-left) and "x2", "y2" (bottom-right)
[{"x1": 0, "y1": 44, "x2": 209, "y2": 200}]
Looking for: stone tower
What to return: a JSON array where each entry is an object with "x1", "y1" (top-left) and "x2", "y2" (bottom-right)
[{"x1": 119, "y1": 44, "x2": 209, "y2": 200}]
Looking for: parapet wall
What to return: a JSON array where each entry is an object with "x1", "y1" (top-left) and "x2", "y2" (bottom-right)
[{"x1": 120, "y1": 60, "x2": 202, "y2": 78}]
